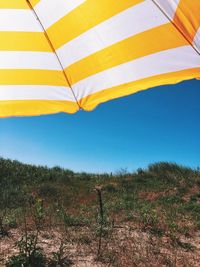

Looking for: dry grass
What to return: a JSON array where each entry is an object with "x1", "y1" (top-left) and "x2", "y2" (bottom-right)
[
  {"x1": 1, "y1": 224, "x2": 200, "y2": 267},
  {"x1": 1, "y1": 159, "x2": 200, "y2": 266}
]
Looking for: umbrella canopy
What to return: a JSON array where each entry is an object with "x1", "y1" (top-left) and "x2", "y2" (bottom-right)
[{"x1": 0, "y1": 0, "x2": 200, "y2": 117}]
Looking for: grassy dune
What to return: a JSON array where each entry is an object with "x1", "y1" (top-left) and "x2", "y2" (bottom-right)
[{"x1": 0, "y1": 158, "x2": 200, "y2": 266}]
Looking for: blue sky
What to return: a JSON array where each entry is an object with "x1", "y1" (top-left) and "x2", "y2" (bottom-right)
[{"x1": 0, "y1": 79, "x2": 199, "y2": 173}]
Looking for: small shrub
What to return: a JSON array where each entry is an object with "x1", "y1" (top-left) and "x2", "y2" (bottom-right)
[
  {"x1": 190, "y1": 192, "x2": 200, "y2": 202},
  {"x1": 183, "y1": 202, "x2": 200, "y2": 213},
  {"x1": 77, "y1": 234, "x2": 91, "y2": 245},
  {"x1": 6, "y1": 234, "x2": 46, "y2": 267},
  {"x1": 104, "y1": 184, "x2": 117, "y2": 193},
  {"x1": 6, "y1": 251, "x2": 46, "y2": 267},
  {"x1": 140, "y1": 205, "x2": 160, "y2": 234},
  {"x1": 6, "y1": 218, "x2": 17, "y2": 229},
  {"x1": 48, "y1": 240, "x2": 73, "y2": 267},
  {"x1": 38, "y1": 184, "x2": 59, "y2": 199}
]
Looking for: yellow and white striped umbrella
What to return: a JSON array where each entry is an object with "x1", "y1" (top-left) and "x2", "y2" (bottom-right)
[{"x1": 0, "y1": 0, "x2": 200, "y2": 117}]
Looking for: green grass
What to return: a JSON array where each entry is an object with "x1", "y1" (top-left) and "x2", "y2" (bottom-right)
[
  {"x1": 0, "y1": 158, "x2": 200, "y2": 236},
  {"x1": 1, "y1": 158, "x2": 200, "y2": 266}
]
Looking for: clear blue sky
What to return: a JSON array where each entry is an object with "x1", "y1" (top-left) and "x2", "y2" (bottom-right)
[{"x1": 0, "y1": 79, "x2": 199, "y2": 173}]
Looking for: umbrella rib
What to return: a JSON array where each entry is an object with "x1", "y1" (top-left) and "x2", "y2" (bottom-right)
[
  {"x1": 151, "y1": 0, "x2": 200, "y2": 56},
  {"x1": 26, "y1": 0, "x2": 81, "y2": 109}
]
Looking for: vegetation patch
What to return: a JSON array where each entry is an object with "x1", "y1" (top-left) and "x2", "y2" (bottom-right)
[{"x1": 0, "y1": 158, "x2": 200, "y2": 266}]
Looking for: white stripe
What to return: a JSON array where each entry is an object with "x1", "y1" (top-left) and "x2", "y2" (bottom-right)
[
  {"x1": 193, "y1": 27, "x2": 200, "y2": 53},
  {"x1": 0, "y1": 85, "x2": 75, "y2": 101},
  {"x1": 34, "y1": 0, "x2": 86, "y2": 29},
  {"x1": 72, "y1": 45, "x2": 200, "y2": 100},
  {"x1": 0, "y1": 51, "x2": 61, "y2": 70},
  {"x1": 152, "y1": 0, "x2": 180, "y2": 20},
  {"x1": 0, "y1": 9, "x2": 42, "y2": 32},
  {"x1": 57, "y1": 0, "x2": 169, "y2": 68}
]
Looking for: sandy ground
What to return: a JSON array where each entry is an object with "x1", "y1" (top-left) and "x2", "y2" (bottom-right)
[{"x1": 1, "y1": 226, "x2": 200, "y2": 266}]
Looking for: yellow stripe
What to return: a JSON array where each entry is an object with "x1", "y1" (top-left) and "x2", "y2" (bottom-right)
[
  {"x1": 0, "y1": 0, "x2": 29, "y2": 9},
  {"x1": 66, "y1": 23, "x2": 188, "y2": 85},
  {"x1": 173, "y1": 0, "x2": 200, "y2": 44},
  {"x1": 0, "y1": 100, "x2": 78, "y2": 118},
  {"x1": 47, "y1": 0, "x2": 145, "y2": 49},
  {"x1": 0, "y1": 70, "x2": 66, "y2": 86},
  {"x1": 30, "y1": 0, "x2": 40, "y2": 7},
  {"x1": 0, "y1": 32, "x2": 51, "y2": 52},
  {"x1": 80, "y1": 68, "x2": 200, "y2": 110}
]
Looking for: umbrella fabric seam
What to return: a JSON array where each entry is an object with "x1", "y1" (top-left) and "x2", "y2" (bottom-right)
[
  {"x1": 25, "y1": 0, "x2": 81, "y2": 110},
  {"x1": 151, "y1": 0, "x2": 200, "y2": 57}
]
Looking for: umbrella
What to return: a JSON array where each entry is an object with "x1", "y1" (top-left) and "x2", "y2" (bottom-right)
[{"x1": 0, "y1": 0, "x2": 200, "y2": 118}]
